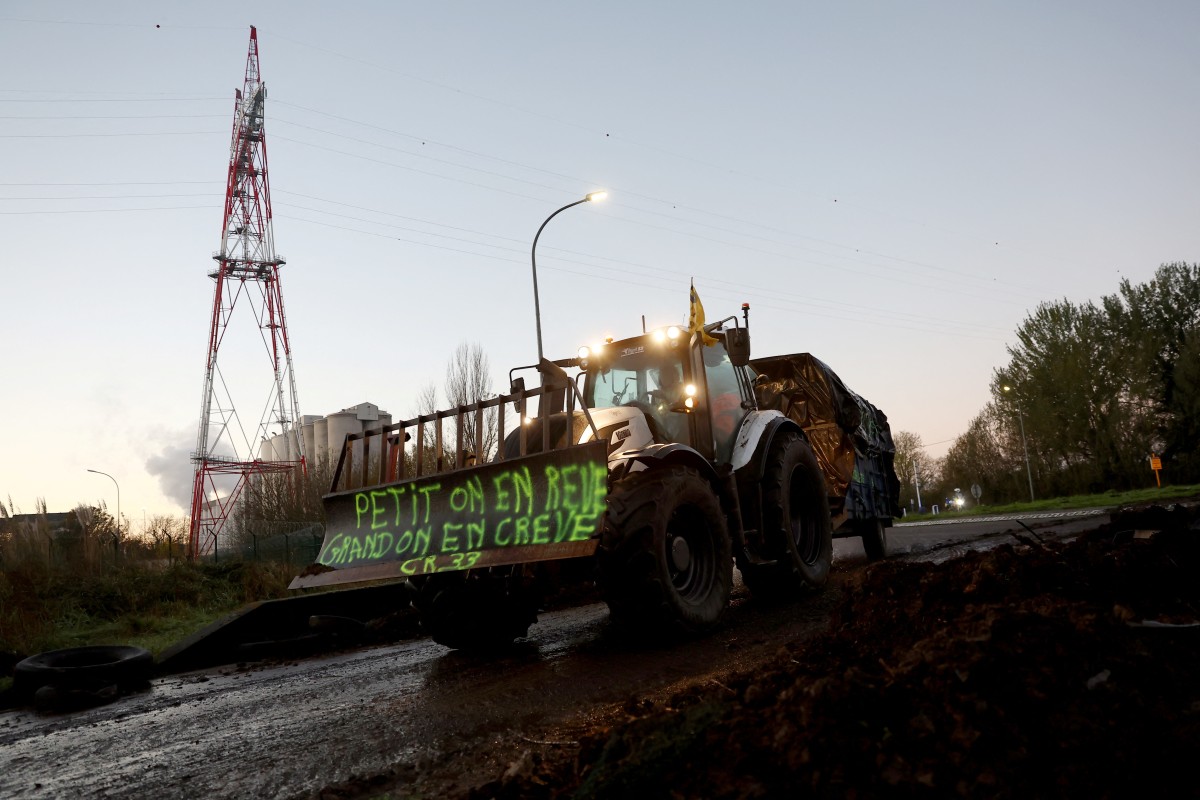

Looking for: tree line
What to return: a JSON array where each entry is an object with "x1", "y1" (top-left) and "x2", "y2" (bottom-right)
[{"x1": 895, "y1": 262, "x2": 1200, "y2": 509}]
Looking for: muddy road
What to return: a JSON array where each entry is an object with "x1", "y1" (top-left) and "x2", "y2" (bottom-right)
[{"x1": 0, "y1": 511, "x2": 1106, "y2": 799}]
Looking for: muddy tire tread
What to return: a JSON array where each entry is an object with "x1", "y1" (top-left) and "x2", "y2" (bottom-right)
[
  {"x1": 598, "y1": 465, "x2": 733, "y2": 635},
  {"x1": 741, "y1": 432, "x2": 833, "y2": 598}
]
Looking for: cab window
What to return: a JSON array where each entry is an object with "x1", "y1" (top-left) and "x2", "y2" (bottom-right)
[{"x1": 703, "y1": 344, "x2": 749, "y2": 463}]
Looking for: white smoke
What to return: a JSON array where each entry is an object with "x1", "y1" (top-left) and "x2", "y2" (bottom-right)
[{"x1": 145, "y1": 431, "x2": 196, "y2": 511}]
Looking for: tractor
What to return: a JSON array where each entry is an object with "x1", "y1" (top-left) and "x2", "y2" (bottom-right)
[{"x1": 293, "y1": 304, "x2": 897, "y2": 650}]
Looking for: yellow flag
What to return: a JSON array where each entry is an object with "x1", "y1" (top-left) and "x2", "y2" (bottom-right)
[{"x1": 689, "y1": 282, "x2": 718, "y2": 345}]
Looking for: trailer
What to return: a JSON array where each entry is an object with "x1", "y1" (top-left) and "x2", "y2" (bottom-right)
[{"x1": 751, "y1": 353, "x2": 900, "y2": 559}]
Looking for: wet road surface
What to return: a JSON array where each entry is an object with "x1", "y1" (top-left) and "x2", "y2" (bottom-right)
[{"x1": 0, "y1": 509, "x2": 1108, "y2": 799}]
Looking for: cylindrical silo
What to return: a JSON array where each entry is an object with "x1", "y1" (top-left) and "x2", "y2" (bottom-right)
[
  {"x1": 258, "y1": 437, "x2": 276, "y2": 461},
  {"x1": 302, "y1": 420, "x2": 316, "y2": 463},
  {"x1": 286, "y1": 430, "x2": 301, "y2": 460},
  {"x1": 313, "y1": 417, "x2": 329, "y2": 463},
  {"x1": 365, "y1": 412, "x2": 392, "y2": 437},
  {"x1": 326, "y1": 411, "x2": 362, "y2": 460}
]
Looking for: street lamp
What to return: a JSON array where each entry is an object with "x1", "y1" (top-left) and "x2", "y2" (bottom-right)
[
  {"x1": 1001, "y1": 385, "x2": 1035, "y2": 502},
  {"x1": 913, "y1": 459, "x2": 923, "y2": 511},
  {"x1": 86, "y1": 468, "x2": 121, "y2": 546},
  {"x1": 530, "y1": 191, "x2": 607, "y2": 362}
]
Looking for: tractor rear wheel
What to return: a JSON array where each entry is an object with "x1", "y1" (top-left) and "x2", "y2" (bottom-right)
[
  {"x1": 598, "y1": 465, "x2": 733, "y2": 635},
  {"x1": 411, "y1": 568, "x2": 540, "y2": 652},
  {"x1": 741, "y1": 432, "x2": 832, "y2": 598},
  {"x1": 860, "y1": 517, "x2": 888, "y2": 561}
]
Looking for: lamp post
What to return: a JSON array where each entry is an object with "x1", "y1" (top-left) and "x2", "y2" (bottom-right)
[
  {"x1": 530, "y1": 191, "x2": 607, "y2": 362},
  {"x1": 86, "y1": 468, "x2": 121, "y2": 548},
  {"x1": 1001, "y1": 385, "x2": 1035, "y2": 502},
  {"x1": 913, "y1": 460, "x2": 923, "y2": 511}
]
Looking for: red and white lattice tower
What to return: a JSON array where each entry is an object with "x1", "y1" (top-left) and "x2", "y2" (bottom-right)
[{"x1": 189, "y1": 26, "x2": 303, "y2": 558}]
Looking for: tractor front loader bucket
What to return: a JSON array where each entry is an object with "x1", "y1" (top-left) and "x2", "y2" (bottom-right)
[{"x1": 290, "y1": 384, "x2": 608, "y2": 590}]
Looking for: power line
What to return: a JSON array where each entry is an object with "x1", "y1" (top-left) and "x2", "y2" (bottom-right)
[
  {"x1": 0, "y1": 113, "x2": 227, "y2": 120},
  {"x1": 273, "y1": 191, "x2": 1011, "y2": 335},
  {"x1": 0, "y1": 131, "x2": 222, "y2": 138},
  {"x1": 0, "y1": 180, "x2": 218, "y2": 186},
  {"x1": 255, "y1": 33, "x2": 1063, "y2": 277},
  {"x1": 0, "y1": 16, "x2": 240, "y2": 31},
  {"x1": 0, "y1": 204, "x2": 215, "y2": 215},
  {"x1": 273, "y1": 209, "x2": 1006, "y2": 341},
  {"x1": 0, "y1": 97, "x2": 227, "y2": 103},
  {"x1": 267, "y1": 104, "x2": 1043, "y2": 302},
  {"x1": 0, "y1": 193, "x2": 215, "y2": 200},
  {"x1": 266, "y1": 129, "x2": 1034, "y2": 305}
]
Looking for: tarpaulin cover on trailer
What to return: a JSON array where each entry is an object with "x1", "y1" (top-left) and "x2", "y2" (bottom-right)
[{"x1": 751, "y1": 353, "x2": 900, "y2": 521}]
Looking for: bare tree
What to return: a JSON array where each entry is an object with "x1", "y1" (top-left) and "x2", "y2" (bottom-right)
[
  {"x1": 406, "y1": 344, "x2": 498, "y2": 473},
  {"x1": 444, "y1": 341, "x2": 498, "y2": 461},
  {"x1": 145, "y1": 514, "x2": 188, "y2": 560},
  {"x1": 893, "y1": 431, "x2": 939, "y2": 511}
]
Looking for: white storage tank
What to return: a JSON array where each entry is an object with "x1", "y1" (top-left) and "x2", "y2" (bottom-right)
[
  {"x1": 283, "y1": 429, "x2": 301, "y2": 461},
  {"x1": 326, "y1": 411, "x2": 362, "y2": 460},
  {"x1": 302, "y1": 420, "x2": 316, "y2": 463},
  {"x1": 365, "y1": 412, "x2": 392, "y2": 437},
  {"x1": 313, "y1": 417, "x2": 329, "y2": 463},
  {"x1": 258, "y1": 437, "x2": 276, "y2": 461}
]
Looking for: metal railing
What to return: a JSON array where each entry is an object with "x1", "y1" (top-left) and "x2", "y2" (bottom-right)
[{"x1": 330, "y1": 373, "x2": 598, "y2": 494}]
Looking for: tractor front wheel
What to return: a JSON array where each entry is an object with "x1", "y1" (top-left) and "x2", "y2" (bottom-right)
[
  {"x1": 598, "y1": 465, "x2": 733, "y2": 635},
  {"x1": 411, "y1": 568, "x2": 540, "y2": 652}
]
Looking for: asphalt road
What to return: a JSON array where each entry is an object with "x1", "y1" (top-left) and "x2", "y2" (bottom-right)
[{"x1": 0, "y1": 508, "x2": 1110, "y2": 799}]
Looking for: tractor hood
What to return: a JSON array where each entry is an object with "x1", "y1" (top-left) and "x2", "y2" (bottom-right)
[{"x1": 578, "y1": 405, "x2": 659, "y2": 456}]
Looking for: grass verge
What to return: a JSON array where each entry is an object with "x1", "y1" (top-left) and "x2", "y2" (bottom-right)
[
  {"x1": 0, "y1": 560, "x2": 297, "y2": 665},
  {"x1": 901, "y1": 483, "x2": 1200, "y2": 523}
]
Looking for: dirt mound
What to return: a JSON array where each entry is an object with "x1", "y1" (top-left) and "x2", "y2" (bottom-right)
[{"x1": 482, "y1": 505, "x2": 1200, "y2": 798}]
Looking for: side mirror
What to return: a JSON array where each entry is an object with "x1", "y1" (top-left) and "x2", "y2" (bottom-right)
[
  {"x1": 510, "y1": 376, "x2": 525, "y2": 411},
  {"x1": 725, "y1": 328, "x2": 751, "y2": 367}
]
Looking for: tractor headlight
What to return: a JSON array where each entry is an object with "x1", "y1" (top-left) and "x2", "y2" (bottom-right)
[
  {"x1": 667, "y1": 326, "x2": 681, "y2": 340},
  {"x1": 684, "y1": 384, "x2": 697, "y2": 397},
  {"x1": 578, "y1": 346, "x2": 591, "y2": 360}
]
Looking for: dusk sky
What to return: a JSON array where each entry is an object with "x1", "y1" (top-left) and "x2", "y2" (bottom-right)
[{"x1": 2, "y1": 2, "x2": 1196, "y2": 528}]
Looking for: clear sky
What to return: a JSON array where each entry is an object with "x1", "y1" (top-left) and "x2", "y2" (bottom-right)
[{"x1": 2, "y1": 2, "x2": 1196, "y2": 528}]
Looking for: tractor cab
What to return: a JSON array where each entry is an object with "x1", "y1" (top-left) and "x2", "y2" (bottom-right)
[{"x1": 578, "y1": 320, "x2": 756, "y2": 465}]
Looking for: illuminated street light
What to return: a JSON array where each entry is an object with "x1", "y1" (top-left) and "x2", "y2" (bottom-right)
[
  {"x1": 1001, "y1": 385, "x2": 1035, "y2": 502},
  {"x1": 530, "y1": 191, "x2": 607, "y2": 362},
  {"x1": 86, "y1": 468, "x2": 121, "y2": 547}
]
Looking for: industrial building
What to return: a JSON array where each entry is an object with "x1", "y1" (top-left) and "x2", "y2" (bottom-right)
[{"x1": 257, "y1": 402, "x2": 391, "y2": 466}]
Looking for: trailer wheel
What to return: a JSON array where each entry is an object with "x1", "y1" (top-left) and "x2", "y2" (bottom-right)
[
  {"x1": 860, "y1": 518, "x2": 888, "y2": 561},
  {"x1": 411, "y1": 569, "x2": 539, "y2": 652},
  {"x1": 742, "y1": 432, "x2": 832, "y2": 598},
  {"x1": 599, "y1": 465, "x2": 733, "y2": 635}
]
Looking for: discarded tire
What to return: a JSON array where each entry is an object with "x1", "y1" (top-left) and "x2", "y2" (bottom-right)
[{"x1": 13, "y1": 645, "x2": 153, "y2": 701}]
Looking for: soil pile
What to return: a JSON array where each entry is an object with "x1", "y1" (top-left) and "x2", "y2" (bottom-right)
[{"x1": 483, "y1": 505, "x2": 1200, "y2": 799}]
